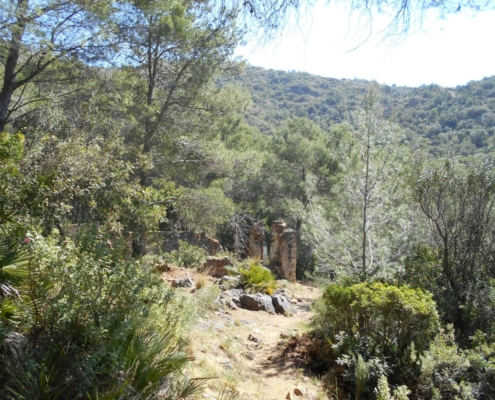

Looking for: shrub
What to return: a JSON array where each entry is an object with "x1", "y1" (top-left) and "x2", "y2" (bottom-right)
[
  {"x1": 0, "y1": 231, "x2": 200, "y2": 399},
  {"x1": 417, "y1": 325, "x2": 474, "y2": 399},
  {"x1": 314, "y1": 282, "x2": 439, "y2": 361},
  {"x1": 239, "y1": 260, "x2": 277, "y2": 295},
  {"x1": 312, "y1": 282, "x2": 439, "y2": 396},
  {"x1": 164, "y1": 241, "x2": 207, "y2": 268}
]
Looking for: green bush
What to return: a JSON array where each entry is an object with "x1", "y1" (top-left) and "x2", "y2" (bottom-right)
[
  {"x1": 0, "y1": 231, "x2": 200, "y2": 400},
  {"x1": 164, "y1": 240, "x2": 207, "y2": 268},
  {"x1": 313, "y1": 282, "x2": 439, "y2": 397},
  {"x1": 417, "y1": 325, "x2": 474, "y2": 399},
  {"x1": 239, "y1": 260, "x2": 277, "y2": 295}
]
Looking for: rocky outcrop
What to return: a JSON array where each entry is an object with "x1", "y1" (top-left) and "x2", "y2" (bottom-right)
[
  {"x1": 203, "y1": 256, "x2": 233, "y2": 277},
  {"x1": 240, "y1": 293, "x2": 276, "y2": 314},
  {"x1": 215, "y1": 286, "x2": 297, "y2": 316},
  {"x1": 218, "y1": 275, "x2": 241, "y2": 290},
  {"x1": 197, "y1": 231, "x2": 223, "y2": 255},
  {"x1": 270, "y1": 220, "x2": 297, "y2": 282}
]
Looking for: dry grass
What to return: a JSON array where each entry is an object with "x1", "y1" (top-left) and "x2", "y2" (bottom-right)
[{"x1": 195, "y1": 273, "x2": 208, "y2": 289}]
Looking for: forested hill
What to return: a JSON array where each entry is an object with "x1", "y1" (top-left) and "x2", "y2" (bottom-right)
[{"x1": 238, "y1": 65, "x2": 495, "y2": 157}]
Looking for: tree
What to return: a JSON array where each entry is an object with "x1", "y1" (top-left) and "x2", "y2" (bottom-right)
[
  {"x1": 111, "y1": 0, "x2": 243, "y2": 186},
  {"x1": 270, "y1": 117, "x2": 340, "y2": 230},
  {"x1": 0, "y1": 0, "x2": 113, "y2": 132},
  {"x1": 408, "y1": 156, "x2": 495, "y2": 340},
  {"x1": 298, "y1": 85, "x2": 409, "y2": 280}
]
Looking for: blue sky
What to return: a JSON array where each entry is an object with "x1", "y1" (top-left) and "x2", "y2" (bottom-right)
[{"x1": 235, "y1": 3, "x2": 495, "y2": 88}]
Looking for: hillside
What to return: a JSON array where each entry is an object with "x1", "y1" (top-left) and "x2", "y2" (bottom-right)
[{"x1": 238, "y1": 66, "x2": 495, "y2": 157}]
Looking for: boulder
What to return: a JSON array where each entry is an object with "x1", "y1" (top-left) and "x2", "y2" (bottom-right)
[
  {"x1": 218, "y1": 275, "x2": 241, "y2": 289},
  {"x1": 219, "y1": 288, "x2": 244, "y2": 307},
  {"x1": 272, "y1": 293, "x2": 297, "y2": 316},
  {"x1": 171, "y1": 277, "x2": 194, "y2": 288},
  {"x1": 204, "y1": 256, "x2": 232, "y2": 277},
  {"x1": 240, "y1": 293, "x2": 276, "y2": 314}
]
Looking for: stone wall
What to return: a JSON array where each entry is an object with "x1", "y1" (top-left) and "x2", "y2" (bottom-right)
[
  {"x1": 270, "y1": 220, "x2": 297, "y2": 282},
  {"x1": 245, "y1": 222, "x2": 265, "y2": 261},
  {"x1": 150, "y1": 231, "x2": 223, "y2": 255}
]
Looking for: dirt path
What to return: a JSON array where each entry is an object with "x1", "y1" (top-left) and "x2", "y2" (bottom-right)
[
  {"x1": 227, "y1": 285, "x2": 321, "y2": 400},
  {"x1": 161, "y1": 266, "x2": 324, "y2": 399}
]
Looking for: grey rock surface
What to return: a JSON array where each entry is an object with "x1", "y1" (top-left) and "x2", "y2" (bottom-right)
[
  {"x1": 240, "y1": 293, "x2": 276, "y2": 314},
  {"x1": 272, "y1": 293, "x2": 297, "y2": 316}
]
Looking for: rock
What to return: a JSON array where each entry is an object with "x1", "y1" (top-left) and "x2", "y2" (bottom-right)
[
  {"x1": 280, "y1": 333, "x2": 289, "y2": 339},
  {"x1": 171, "y1": 277, "x2": 194, "y2": 288},
  {"x1": 272, "y1": 293, "x2": 297, "y2": 316},
  {"x1": 218, "y1": 275, "x2": 241, "y2": 289},
  {"x1": 203, "y1": 256, "x2": 233, "y2": 277},
  {"x1": 219, "y1": 359, "x2": 233, "y2": 369},
  {"x1": 248, "y1": 333, "x2": 261, "y2": 343},
  {"x1": 220, "y1": 288, "x2": 244, "y2": 307},
  {"x1": 196, "y1": 231, "x2": 223, "y2": 255},
  {"x1": 213, "y1": 323, "x2": 224, "y2": 331},
  {"x1": 240, "y1": 293, "x2": 276, "y2": 314}
]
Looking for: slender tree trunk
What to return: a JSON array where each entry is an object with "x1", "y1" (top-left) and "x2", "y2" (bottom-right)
[
  {"x1": 0, "y1": 0, "x2": 27, "y2": 132},
  {"x1": 362, "y1": 112, "x2": 371, "y2": 281}
]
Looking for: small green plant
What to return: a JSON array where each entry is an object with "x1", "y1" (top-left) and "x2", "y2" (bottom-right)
[
  {"x1": 195, "y1": 285, "x2": 221, "y2": 316},
  {"x1": 239, "y1": 260, "x2": 277, "y2": 295}
]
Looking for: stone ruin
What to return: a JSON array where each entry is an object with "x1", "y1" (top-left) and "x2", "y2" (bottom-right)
[
  {"x1": 152, "y1": 231, "x2": 223, "y2": 255},
  {"x1": 270, "y1": 220, "x2": 297, "y2": 282},
  {"x1": 245, "y1": 222, "x2": 265, "y2": 261}
]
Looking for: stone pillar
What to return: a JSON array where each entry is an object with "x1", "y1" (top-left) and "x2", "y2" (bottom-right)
[
  {"x1": 270, "y1": 220, "x2": 297, "y2": 282},
  {"x1": 246, "y1": 222, "x2": 265, "y2": 261}
]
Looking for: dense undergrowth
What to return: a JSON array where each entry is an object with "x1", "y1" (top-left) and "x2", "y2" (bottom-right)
[
  {"x1": 0, "y1": 231, "x2": 204, "y2": 399},
  {"x1": 302, "y1": 281, "x2": 495, "y2": 400}
]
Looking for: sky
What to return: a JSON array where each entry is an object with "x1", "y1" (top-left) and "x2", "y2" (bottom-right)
[{"x1": 235, "y1": 3, "x2": 495, "y2": 88}]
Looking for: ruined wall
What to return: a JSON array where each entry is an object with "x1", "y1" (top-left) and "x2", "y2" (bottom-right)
[
  {"x1": 151, "y1": 231, "x2": 223, "y2": 255},
  {"x1": 245, "y1": 222, "x2": 265, "y2": 261},
  {"x1": 270, "y1": 220, "x2": 297, "y2": 282}
]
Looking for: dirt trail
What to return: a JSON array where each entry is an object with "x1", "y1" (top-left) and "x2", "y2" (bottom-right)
[
  {"x1": 162, "y1": 267, "x2": 324, "y2": 399},
  {"x1": 226, "y1": 286, "x2": 321, "y2": 400}
]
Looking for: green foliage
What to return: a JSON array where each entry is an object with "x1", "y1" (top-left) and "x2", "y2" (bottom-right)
[
  {"x1": 313, "y1": 282, "x2": 439, "y2": 397},
  {"x1": 239, "y1": 67, "x2": 495, "y2": 157},
  {"x1": 164, "y1": 240, "x2": 207, "y2": 268},
  {"x1": 0, "y1": 230, "x2": 198, "y2": 399},
  {"x1": 315, "y1": 282, "x2": 439, "y2": 359},
  {"x1": 417, "y1": 326, "x2": 474, "y2": 399},
  {"x1": 239, "y1": 260, "x2": 277, "y2": 295},
  {"x1": 408, "y1": 157, "x2": 495, "y2": 340},
  {"x1": 375, "y1": 375, "x2": 411, "y2": 400},
  {"x1": 293, "y1": 87, "x2": 410, "y2": 281}
]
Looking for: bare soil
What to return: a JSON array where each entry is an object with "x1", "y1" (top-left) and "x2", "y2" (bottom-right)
[{"x1": 162, "y1": 267, "x2": 327, "y2": 400}]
